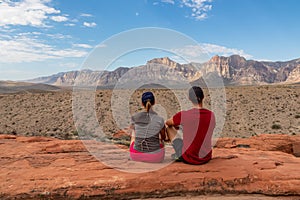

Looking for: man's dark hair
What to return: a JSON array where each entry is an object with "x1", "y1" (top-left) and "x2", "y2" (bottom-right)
[{"x1": 189, "y1": 86, "x2": 204, "y2": 104}]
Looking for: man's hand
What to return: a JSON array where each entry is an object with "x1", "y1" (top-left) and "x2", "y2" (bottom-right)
[
  {"x1": 165, "y1": 118, "x2": 174, "y2": 127},
  {"x1": 165, "y1": 118, "x2": 180, "y2": 130}
]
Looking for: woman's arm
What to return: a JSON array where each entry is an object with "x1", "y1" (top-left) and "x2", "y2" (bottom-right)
[
  {"x1": 129, "y1": 124, "x2": 135, "y2": 145},
  {"x1": 159, "y1": 125, "x2": 167, "y2": 141}
]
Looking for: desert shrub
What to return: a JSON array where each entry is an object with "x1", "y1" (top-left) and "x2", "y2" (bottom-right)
[
  {"x1": 72, "y1": 130, "x2": 79, "y2": 136},
  {"x1": 271, "y1": 124, "x2": 282, "y2": 130},
  {"x1": 295, "y1": 114, "x2": 300, "y2": 119}
]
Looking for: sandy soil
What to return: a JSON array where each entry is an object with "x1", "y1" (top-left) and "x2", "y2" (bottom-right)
[{"x1": 0, "y1": 85, "x2": 299, "y2": 139}]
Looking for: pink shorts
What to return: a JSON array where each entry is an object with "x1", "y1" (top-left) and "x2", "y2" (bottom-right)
[{"x1": 130, "y1": 142, "x2": 165, "y2": 163}]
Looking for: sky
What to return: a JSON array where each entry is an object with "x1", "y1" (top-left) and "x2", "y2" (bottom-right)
[{"x1": 0, "y1": 0, "x2": 300, "y2": 80}]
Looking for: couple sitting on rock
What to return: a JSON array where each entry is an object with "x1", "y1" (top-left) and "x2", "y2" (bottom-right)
[{"x1": 129, "y1": 86, "x2": 216, "y2": 165}]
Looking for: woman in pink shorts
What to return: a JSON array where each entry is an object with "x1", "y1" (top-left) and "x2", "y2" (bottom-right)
[{"x1": 129, "y1": 91, "x2": 167, "y2": 163}]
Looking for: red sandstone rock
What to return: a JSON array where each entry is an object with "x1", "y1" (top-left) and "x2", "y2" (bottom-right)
[
  {"x1": 112, "y1": 128, "x2": 131, "y2": 141},
  {"x1": 215, "y1": 134, "x2": 300, "y2": 156},
  {"x1": 293, "y1": 142, "x2": 300, "y2": 157},
  {"x1": 0, "y1": 134, "x2": 300, "y2": 199}
]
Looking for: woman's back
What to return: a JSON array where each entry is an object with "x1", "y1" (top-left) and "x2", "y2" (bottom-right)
[{"x1": 131, "y1": 111, "x2": 164, "y2": 152}]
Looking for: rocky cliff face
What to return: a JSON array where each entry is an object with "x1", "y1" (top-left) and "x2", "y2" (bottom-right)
[
  {"x1": 147, "y1": 57, "x2": 179, "y2": 68},
  {"x1": 286, "y1": 65, "x2": 300, "y2": 83},
  {"x1": 202, "y1": 55, "x2": 278, "y2": 85},
  {"x1": 26, "y1": 55, "x2": 300, "y2": 86},
  {"x1": 190, "y1": 55, "x2": 300, "y2": 85}
]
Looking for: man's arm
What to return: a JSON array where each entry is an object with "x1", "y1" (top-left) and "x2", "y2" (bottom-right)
[
  {"x1": 166, "y1": 117, "x2": 180, "y2": 130},
  {"x1": 165, "y1": 118, "x2": 180, "y2": 142},
  {"x1": 165, "y1": 118, "x2": 175, "y2": 127}
]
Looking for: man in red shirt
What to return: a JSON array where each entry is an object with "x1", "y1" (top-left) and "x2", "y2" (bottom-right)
[{"x1": 166, "y1": 86, "x2": 216, "y2": 165}]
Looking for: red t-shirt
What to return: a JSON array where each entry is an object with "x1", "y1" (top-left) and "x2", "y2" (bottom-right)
[{"x1": 173, "y1": 108, "x2": 215, "y2": 165}]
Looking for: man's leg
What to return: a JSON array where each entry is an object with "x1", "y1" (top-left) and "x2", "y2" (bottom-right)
[{"x1": 166, "y1": 126, "x2": 183, "y2": 159}]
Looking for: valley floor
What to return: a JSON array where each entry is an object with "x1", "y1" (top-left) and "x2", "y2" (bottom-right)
[{"x1": 0, "y1": 85, "x2": 299, "y2": 139}]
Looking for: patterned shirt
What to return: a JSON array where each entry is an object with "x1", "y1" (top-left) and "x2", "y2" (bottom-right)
[{"x1": 131, "y1": 111, "x2": 164, "y2": 153}]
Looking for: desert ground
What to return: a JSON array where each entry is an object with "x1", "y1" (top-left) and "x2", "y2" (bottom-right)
[
  {"x1": 1, "y1": 84, "x2": 300, "y2": 199},
  {"x1": 0, "y1": 84, "x2": 299, "y2": 140}
]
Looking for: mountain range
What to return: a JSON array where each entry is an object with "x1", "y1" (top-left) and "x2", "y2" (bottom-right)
[{"x1": 26, "y1": 55, "x2": 300, "y2": 87}]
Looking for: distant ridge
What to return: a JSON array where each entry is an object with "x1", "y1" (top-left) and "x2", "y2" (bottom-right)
[
  {"x1": 26, "y1": 55, "x2": 300, "y2": 87},
  {"x1": 0, "y1": 81, "x2": 61, "y2": 94}
]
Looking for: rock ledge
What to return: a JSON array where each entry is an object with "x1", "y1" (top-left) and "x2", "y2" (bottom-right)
[{"x1": 0, "y1": 134, "x2": 300, "y2": 199}]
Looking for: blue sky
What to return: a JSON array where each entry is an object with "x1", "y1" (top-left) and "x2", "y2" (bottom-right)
[{"x1": 0, "y1": 0, "x2": 299, "y2": 80}]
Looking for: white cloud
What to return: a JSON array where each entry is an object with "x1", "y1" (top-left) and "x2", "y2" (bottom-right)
[
  {"x1": 46, "y1": 33, "x2": 72, "y2": 39},
  {"x1": 73, "y1": 43, "x2": 93, "y2": 49},
  {"x1": 0, "y1": 35, "x2": 88, "y2": 63},
  {"x1": 80, "y1": 13, "x2": 93, "y2": 17},
  {"x1": 83, "y1": 22, "x2": 97, "y2": 28},
  {"x1": 201, "y1": 43, "x2": 253, "y2": 59},
  {"x1": 161, "y1": 0, "x2": 175, "y2": 4},
  {"x1": 181, "y1": 0, "x2": 213, "y2": 20},
  {"x1": 64, "y1": 23, "x2": 76, "y2": 27},
  {"x1": 159, "y1": 0, "x2": 213, "y2": 20},
  {"x1": 96, "y1": 44, "x2": 107, "y2": 48},
  {"x1": 0, "y1": 0, "x2": 65, "y2": 27},
  {"x1": 50, "y1": 15, "x2": 68, "y2": 22},
  {"x1": 0, "y1": 33, "x2": 13, "y2": 39},
  {"x1": 59, "y1": 62, "x2": 80, "y2": 69},
  {"x1": 172, "y1": 44, "x2": 253, "y2": 63},
  {"x1": 0, "y1": 26, "x2": 18, "y2": 33},
  {"x1": 169, "y1": 55, "x2": 188, "y2": 64},
  {"x1": 70, "y1": 18, "x2": 79, "y2": 23}
]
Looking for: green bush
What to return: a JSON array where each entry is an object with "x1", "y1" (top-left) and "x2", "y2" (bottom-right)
[{"x1": 271, "y1": 124, "x2": 282, "y2": 130}]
